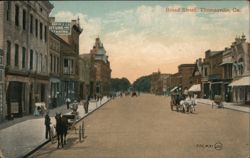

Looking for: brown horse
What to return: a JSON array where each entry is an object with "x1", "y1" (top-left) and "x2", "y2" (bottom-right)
[{"x1": 55, "y1": 113, "x2": 68, "y2": 148}]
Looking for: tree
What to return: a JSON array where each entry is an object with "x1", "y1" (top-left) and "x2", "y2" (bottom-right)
[
  {"x1": 110, "y1": 77, "x2": 131, "y2": 92},
  {"x1": 133, "y1": 75, "x2": 151, "y2": 92}
]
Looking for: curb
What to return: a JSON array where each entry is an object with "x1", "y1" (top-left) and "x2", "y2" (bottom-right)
[
  {"x1": 197, "y1": 101, "x2": 249, "y2": 113},
  {"x1": 22, "y1": 98, "x2": 111, "y2": 158},
  {"x1": 22, "y1": 140, "x2": 50, "y2": 158}
]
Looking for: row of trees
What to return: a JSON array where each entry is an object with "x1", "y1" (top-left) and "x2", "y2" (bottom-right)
[{"x1": 110, "y1": 75, "x2": 151, "y2": 93}]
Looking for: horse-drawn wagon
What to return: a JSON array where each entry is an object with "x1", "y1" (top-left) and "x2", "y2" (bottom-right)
[{"x1": 170, "y1": 93, "x2": 196, "y2": 113}]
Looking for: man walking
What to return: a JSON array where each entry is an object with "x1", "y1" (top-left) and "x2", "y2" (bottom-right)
[{"x1": 45, "y1": 112, "x2": 51, "y2": 139}]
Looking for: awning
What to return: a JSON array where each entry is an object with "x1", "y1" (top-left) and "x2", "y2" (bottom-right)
[
  {"x1": 220, "y1": 57, "x2": 233, "y2": 66},
  {"x1": 220, "y1": 61, "x2": 233, "y2": 66},
  {"x1": 229, "y1": 76, "x2": 250, "y2": 87},
  {"x1": 170, "y1": 86, "x2": 178, "y2": 92},
  {"x1": 188, "y1": 84, "x2": 201, "y2": 92}
]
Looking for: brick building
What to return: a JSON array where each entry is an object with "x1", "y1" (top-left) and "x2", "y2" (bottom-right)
[
  {"x1": 178, "y1": 64, "x2": 196, "y2": 91},
  {"x1": 49, "y1": 17, "x2": 83, "y2": 102},
  {"x1": 90, "y1": 37, "x2": 111, "y2": 96},
  {"x1": 201, "y1": 50, "x2": 224, "y2": 99},
  {"x1": 0, "y1": 1, "x2": 53, "y2": 119},
  {"x1": 169, "y1": 72, "x2": 181, "y2": 93}
]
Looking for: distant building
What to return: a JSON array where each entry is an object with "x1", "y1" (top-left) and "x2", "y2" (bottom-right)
[
  {"x1": 150, "y1": 71, "x2": 161, "y2": 94},
  {"x1": 0, "y1": 1, "x2": 53, "y2": 119},
  {"x1": 79, "y1": 53, "x2": 96, "y2": 99},
  {"x1": 178, "y1": 64, "x2": 196, "y2": 91},
  {"x1": 49, "y1": 17, "x2": 83, "y2": 102},
  {"x1": 189, "y1": 58, "x2": 203, "y2": 97},
  {"x1": 169, "y1": 72, "x2": 181, "y2": 93},
  {"x1": 150, "y1": 70, "x2": 171, "y2": 95},
  {"x1": 201, "y1": 50, "x2": 224, "y2": 99},
  {"x1": 90, "y1": 37, "x2": 111, "y2": 96}
]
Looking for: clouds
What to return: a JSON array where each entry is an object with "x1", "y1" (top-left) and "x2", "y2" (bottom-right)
[{"x1": 53, "y1": 3, "x2": 249, "y2": 82}]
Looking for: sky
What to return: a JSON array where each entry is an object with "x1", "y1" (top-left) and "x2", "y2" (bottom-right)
[{"x1": 50, "y1": 1, "x2": 249, "y2": 83}]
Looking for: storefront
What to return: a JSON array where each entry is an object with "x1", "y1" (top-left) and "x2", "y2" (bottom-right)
[{"x1": 229, "y1": 76, "x2": 250, "y2": 104}]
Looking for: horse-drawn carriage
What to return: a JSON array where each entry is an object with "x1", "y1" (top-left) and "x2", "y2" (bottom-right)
[
  {"x1": 170, "y1": 93, "x2": 196, "y2": 113},
  {"x1": 170, "y1": 93, "x2": 185, "y2": 112}
]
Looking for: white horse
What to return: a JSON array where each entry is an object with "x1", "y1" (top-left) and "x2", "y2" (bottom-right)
[
  {"x1": 180, "y1": 97, "x2": 196, "y2": 113},
  {"x1": 49, "y1": 124, "x2": 56, "y2": 144}
]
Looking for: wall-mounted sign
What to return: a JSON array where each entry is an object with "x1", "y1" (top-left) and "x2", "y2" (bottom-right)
[{"x1": 49, "y1": 22, "x2": 71, "y2": 35}]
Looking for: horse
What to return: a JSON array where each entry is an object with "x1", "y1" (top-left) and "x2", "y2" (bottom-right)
[{"x1": 55, "y1": 113, "x2": 68, "y2": 148}]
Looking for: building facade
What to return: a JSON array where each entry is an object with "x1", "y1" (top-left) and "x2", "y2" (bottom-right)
[
  {"x1": 178, "y1": 64, "x2": 196, "y2": 91},
  {"x1": 90, "y1": 38, "x2": 111, "y2": 96},
  {"x1": 49, "y1": 18, "x2": 83, "y2": 102},
  {"x1": 201, "y1": 50, "x2": 224, "y2": 99},
  {"x1": 0, "y1": 1, "x2": 53, "y2": 119},
  {"x1": 229, "y1": 35, "x2": 250, "y2": 104},
  {"x1": 48, "y1": 31, "x2": 62, "y2": 107},
  {"x1": 79, "y1": 53, "x2": 96, "y2": 99}
]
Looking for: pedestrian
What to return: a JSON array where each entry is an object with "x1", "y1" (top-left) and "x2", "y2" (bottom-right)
[
  {"x1": 44, "y1": 112, "x2": 51, "y2": 139},
  {"x1": 66, "y1": 98, "x2": 70, "y2": 109},
  {"x1": 84, "y1": 95, "x2": 90, "y2": 113}
]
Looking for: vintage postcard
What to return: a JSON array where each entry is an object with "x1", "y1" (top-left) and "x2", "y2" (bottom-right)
[{"x1": 0, "y1": 0, "x2": 249, "y2": 158}]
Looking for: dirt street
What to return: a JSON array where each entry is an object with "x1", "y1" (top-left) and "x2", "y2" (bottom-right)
[{"x1": 30, "y1": 94, "x2": 249, "y2": 158}]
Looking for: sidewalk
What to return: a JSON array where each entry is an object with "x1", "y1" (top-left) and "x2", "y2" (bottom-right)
[
  {"x1": 196, "y1": 98, "x2": 250, "y2": 113},
  {"x1": 0, "y1": 97, "x2": 110, "y2": 158}
]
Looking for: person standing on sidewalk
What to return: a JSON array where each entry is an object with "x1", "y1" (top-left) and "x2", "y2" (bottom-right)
[
  {"x1": 84, "y1": 95, "x2": 90, "y2": 114},
  {"x1": 66, "y1": 98, "x2": 71, "y2": 109},
  {"x1": 45, "y1": 112, "x2": 51, "y2": 139}
]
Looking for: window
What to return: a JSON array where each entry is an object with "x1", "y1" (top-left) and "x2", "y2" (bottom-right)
[
  {"x1": 50, "y1": 54, "x2": 52, "y2": 72},
  {"x1": 22, "y1": 9, "x2": 26, "y2": 30},
  {"x1": 15, "y1": 4, "x2": 19, "y2": 26},
  {"x1": 6, "y1": 1, "x2": 11, "y2": 21},
  {"x1": 64, "y1": 59, "x2": 68, "y2": 67},
  {"x1": 204, "y1": 67, "x2": 207, "y2": 76},
  {"x1": 44, "y1": 26, "x2": 47, "y2": 42},
  {"x1": 54, "y1": 56, "x2": 56, "y2": 73},
  {"x1": 40, "y1": 22, "x2": 43, "y2": 40},
  {"x1": 0, "y1": 56, "x2": 2, "y2": 65},
  {"x1": 14, "y1": 44, "x2": 19, "y2": 67},
  {"x1": 30, "y1": 14, "x2": 33, "y2": 34},
  {"x1": 6, "y1": 41, "x2": 11, "y2": 66},
  {"x1": 57, "y1": 57, "x2": 59, "y2": 73},
  {"x1": 35, "y1": 19, "x2": 38, "y2": 37},
  {"x1": 30, "y1": 49, "x2": 33, "y2": 70},
  {"x1": 22, "y1": 47, "x2": 26, "y2": 68},
  {"x1": 40, "y1": 54, "x2": 43, "y2": 72}
]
